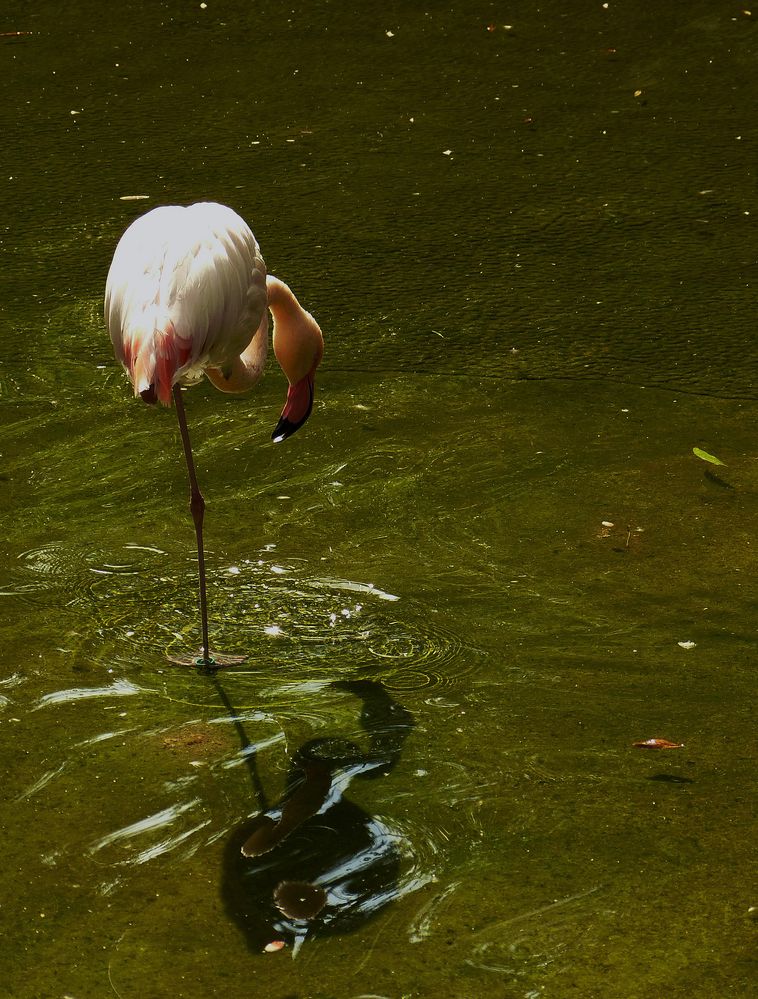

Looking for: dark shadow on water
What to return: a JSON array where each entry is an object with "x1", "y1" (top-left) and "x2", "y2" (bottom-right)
[
  {"x1": 646, "y1": 773, "x2": 694, "y2": 785},
  {"x1": 217, "y1": 678, "x2": 414, "y2": 955},
  {"x1": 703, "y1": 470, "x2": 735, "y2": 491}
]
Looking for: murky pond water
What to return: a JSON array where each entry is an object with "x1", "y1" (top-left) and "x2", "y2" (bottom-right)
[{"x1": 2, "y1": 2, "x2": 757, "y2": 997}]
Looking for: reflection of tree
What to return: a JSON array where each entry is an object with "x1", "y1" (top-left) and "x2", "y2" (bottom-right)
[{"x1": 220, "y1": 679, "x2": 414, "y2": 954}]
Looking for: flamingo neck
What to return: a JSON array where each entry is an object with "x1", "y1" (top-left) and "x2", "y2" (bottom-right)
[
  {"x1": 205, "y1": 311, "x2": 269, "y2": 394},
  {"x1": 267, "y1": 276, "x2": 323, "y2": 385}
]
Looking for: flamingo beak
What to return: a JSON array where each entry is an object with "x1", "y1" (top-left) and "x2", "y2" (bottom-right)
[{"x1": 271, "y1": 370, "x2": 315, "y2": 443}]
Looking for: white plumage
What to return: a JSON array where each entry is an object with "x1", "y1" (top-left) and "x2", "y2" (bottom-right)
[{"x1": 105, "y1": 202, "x2": 269, "y2": 404}]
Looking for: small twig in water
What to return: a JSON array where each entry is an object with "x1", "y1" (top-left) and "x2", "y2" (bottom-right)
[
  {"x1": 471, "y1": 884, "x2": 603, "y2": 939},
  {"x1": 107, "y1": 930, "x2": 128, "y2": 998},
  {"x1": 352, "y1": 910, "x2": 398, "y2": 975},
  {"x1": 108, "y1": 959, "x2": 124, "y2": 999}
]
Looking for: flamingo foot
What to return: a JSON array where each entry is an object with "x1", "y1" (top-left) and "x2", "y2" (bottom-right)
[{"x1": 167, "y1": 649, "x2": 247, "y2": 672}]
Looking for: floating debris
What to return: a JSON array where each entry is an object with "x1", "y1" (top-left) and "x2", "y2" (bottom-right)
[
  {"x1": 693, "y1": 447, "x2": 725, "y2": 466},
  {"x1": 633, "y1": 738, "x2": 684, "y2": 750}
]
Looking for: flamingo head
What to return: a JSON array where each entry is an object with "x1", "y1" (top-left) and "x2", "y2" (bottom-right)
[
  {"x1": 268, "y1": 276, "x2": 324, "y2": 443},
  {"x1": 272, "y1": 363, "x2": 319, "y2": 443}
]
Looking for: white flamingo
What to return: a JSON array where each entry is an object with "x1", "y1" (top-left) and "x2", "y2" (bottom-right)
[{"x1": 105, "y1": 202, "x2": 324, "y2": 668}]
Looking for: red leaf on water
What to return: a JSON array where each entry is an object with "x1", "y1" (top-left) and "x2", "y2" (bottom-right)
[{"x1": 633, "y1": 738, "x2": 684, "y2": 749}]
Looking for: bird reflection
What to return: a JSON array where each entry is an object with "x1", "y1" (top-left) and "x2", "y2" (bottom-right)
[{"x1": 220, "y1": 679, "x2": 414, "y2": 954}]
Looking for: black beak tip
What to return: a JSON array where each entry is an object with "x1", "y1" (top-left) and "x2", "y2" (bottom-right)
[{"x1": 271, "y1": 416, "x2": 301, "y2": 443}]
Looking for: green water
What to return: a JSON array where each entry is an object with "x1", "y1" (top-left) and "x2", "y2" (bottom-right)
[{"x1": 1, "y1": 2, "x2": 757, "y2": 997}]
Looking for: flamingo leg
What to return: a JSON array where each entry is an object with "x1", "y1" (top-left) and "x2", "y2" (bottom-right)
[{"x1": 172, "y1": 384, "x2": 211, "y2": 665}]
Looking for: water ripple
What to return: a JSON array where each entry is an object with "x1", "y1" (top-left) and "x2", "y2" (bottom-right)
[
  {"x1": 2, "y1": 542, "x2": 161, "y2": 607},
  {"x1": 5, "y1": 538, "x2": 475, "y2": 692},
  {"x1": 16, "y1": 762, "x2": 68, "y2": 801},
  {"x1": 309, "y1": 576, "x2": 400, "y2": 602},
  {"x1": 129, "y1": 819, "x2": 212, "y2": 866},
  {"x1": 90, "y1": 798, "x2": 204, "y2": 856},
  {"x1": 155, "y1": 561, "x2": 474, "y2": 692},
  {"x1": 33, "y1": 677, "x2": 147, "y2": 708}
]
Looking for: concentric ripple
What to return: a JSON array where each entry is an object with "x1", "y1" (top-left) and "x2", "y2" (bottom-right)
[
  {"x1": 156, "y1": 557, "x2": 474, "y2": 692},
  {"x1": 9, "y1": 541, "x2": 476, "y2": 693},
  {"x1": 4, "y1": 541, "x2": 158, "y2": 608}
]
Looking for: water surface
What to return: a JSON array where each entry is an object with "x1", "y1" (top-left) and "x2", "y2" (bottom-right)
[{"x1": 1, "y1": 2, "x2": 757, "y2": 997}]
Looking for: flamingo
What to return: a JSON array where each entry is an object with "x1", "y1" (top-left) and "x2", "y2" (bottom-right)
[{"x1": 105, "y1": 202, "x2": 324, "y2": 669}]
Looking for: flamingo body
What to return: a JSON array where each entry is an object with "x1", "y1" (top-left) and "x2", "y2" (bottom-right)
[{"x1": 105, "y1": 202, "x2": 269, "y2": 406}]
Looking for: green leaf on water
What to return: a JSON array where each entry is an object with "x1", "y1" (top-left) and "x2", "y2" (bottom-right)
[{"x1": 693, "y1": 447, "x2": 725, "y2": 466}]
